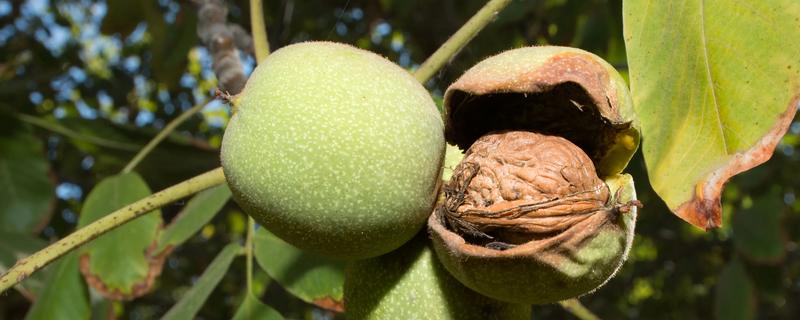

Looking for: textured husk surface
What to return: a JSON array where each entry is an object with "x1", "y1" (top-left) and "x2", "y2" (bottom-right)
[{"x1": 344, "y1": 233, "x2": 530, "y2": 320}]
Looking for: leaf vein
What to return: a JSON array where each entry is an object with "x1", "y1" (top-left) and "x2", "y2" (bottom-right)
[{"x1": 699, "y1": 0, "x2": 729, "y2": 154}]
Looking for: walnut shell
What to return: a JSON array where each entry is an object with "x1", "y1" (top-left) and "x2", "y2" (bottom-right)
[{"x1": 441, "y1": 131, "x2": 609, "y2": 245}]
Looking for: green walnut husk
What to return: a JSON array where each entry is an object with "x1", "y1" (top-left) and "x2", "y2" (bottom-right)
[
  {"x1": 221, "y1": 42, "x2": 445, "y2": 259},
  {"x1": 345, "y1": 233, "x2": 530, "y2": 319},
  {"x1": 429, "y1": 46, "x2": 641, "y2": 304}
]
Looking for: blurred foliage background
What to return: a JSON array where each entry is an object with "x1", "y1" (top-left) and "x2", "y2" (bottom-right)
[{"x1": 1, "y1": 0, "x2": 799, "y2": 319}]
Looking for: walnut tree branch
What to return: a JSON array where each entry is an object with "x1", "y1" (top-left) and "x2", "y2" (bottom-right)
[{"x1": 196, "y1": 0, "x2": 250, "y2": 94}]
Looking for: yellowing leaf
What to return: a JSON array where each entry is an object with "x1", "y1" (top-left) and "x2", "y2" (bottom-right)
[{"x1": 623, "y1": 0, "x2": 800, "y2": 229}]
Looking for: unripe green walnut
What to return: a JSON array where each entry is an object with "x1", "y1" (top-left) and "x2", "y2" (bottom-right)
[
  {"x1": 221, "y1": 42, "x2": 445, "y2": 259},
  {"x1": 345, "y1": 233, "x2": 530, "y2": 320},
  {"x1": 429, "y1": 46, "x2": 641, "y2": 304}
]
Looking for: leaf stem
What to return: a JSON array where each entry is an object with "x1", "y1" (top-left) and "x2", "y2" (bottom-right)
[
  {"x1": 244, "y1": 0, "x2": 267, "y2": 296},
  {"x1": 413, "y1": 0, "x2": 512, "y2": 83},
  {"x1": 558, "y1": 298, "x2": 600, "y2": 320},
  {"x1": 250, "y1": 0, "x2": 270, "y2": 63},
  {"x1": 0, "y1": 167, "x2": 227, "y2": 294},
  {"x1": 14, "y1": 113, "x2": 140, "y2": 151},
  {"x1": 245, "y1": 217, "x2": 254, "y2": 293},
  {"x1": 121, "y1": 99, "x2": 210, "y2": 174}
]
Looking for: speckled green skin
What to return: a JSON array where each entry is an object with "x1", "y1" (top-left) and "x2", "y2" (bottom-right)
[
  {"x1": 429, "y1": 174, "x2": 638, "y2": 304},
  {"x1": 221, "y1": 42, "x2": 445, "y2": 259},
  {"x1": 345, "y1": 233, "x2": 530, "y2": 320}
]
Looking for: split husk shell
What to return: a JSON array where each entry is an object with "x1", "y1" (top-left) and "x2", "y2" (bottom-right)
[{"x1": 430, "y1": 46, "x2": 641, "y2": 304}]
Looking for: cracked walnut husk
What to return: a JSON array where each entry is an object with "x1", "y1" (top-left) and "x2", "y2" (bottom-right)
[{"x1": 428, "y1": 45, "x2": 642, "y2": 305}]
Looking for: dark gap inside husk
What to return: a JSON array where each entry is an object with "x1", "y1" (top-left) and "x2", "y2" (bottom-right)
[{"x1": 445, "y1": 82, "x2": 629, "y2": 166}]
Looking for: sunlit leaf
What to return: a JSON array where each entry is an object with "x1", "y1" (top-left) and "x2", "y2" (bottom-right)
[
  {"x1": 161, "y1": 243, "x2": 241, "y2": 320},
  {"x1": 714, "y1": 260, "x2": 756, "y2": 320},
  {"x1": 232, "y1": 292, "x2": 284, "y2": 320},
  {"x1": 0, "y1": 232, "x2": 48, "y2": 298},
  {"x1": 732, "y1": 192, "x2": 785, "y2": 263},
  {"x1": 25, "y1": 253, "x2": 90, "y2": 320},
  {"x1": 253, "y1": 227, "x2": 345, "y2": 311},
  {"x1": 0, "y1": 131, "x2": 54, "y2": 234},
  {"x1": 156, "y1": 184, "x2": 231, "y2": 253},
  {"x1": 623, "y1": 0, "x2": 800, "y2": 229},
  {"x1": 76, "y1": 172, "x2": 163, "y2": 300}
]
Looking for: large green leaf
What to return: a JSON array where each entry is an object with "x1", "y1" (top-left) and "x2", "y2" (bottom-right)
[
  {"x1": 156, "y1": 184, "x2": 231, "y2": 253},
  {"x1": 161, "y1": 244, "x2": 241, "y2": 320},
  {"x1": 76, "y1": 172, "x2": 163, "y2": 300},
  {"x1": 623, "y1": 0, "x2": 800, "y2": 229},
  {"x1": 25, "y1": 253, "x2": 90, "y2": 320},
  {"x1": 732, "y1": 192, "x2": 785, "y2": 263},
  {"x1": 0, "y1": 131, "x2": 54, "y2": 233},
  {"x1": 232, "y1": 292, "x2": 284, "y2": 320},
  {"x1": 714, "y1": 260, "x2": 756, "y2": 320},
  {"x1": 254, "y1": 227, "x2": 345, "y2": 311},
  {"x1": 0, "y1": 232, "x2": 48, "y2": 298}
]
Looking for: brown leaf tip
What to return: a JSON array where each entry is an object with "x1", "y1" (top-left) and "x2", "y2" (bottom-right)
[
  {"x1": 675, "y1": 96, "x2": 798, "y2": 230},
  {"x1": 313, "y1": 296, "x2": 345, "y2": 313},
  {"x1": 78, "y1": 241, "x2": 171, "y2": 301}
]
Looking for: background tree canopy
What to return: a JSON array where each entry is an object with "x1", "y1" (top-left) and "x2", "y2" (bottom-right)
[{"x1": 1, "y1": 0, "x2": 799, "y2": 319}]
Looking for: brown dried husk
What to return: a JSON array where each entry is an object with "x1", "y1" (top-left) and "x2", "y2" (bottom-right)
[{"x1": 443, "y1": 46, "x2": 640, "y2": 177}]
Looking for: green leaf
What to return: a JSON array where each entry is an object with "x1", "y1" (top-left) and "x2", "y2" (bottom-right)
[
  {"x1": 714, "y1": 260, "x2": 756, "y2": 320},
  {"x1": 623, "y1": 0, "x2": 800, "y2": 229},
  {"x1": 732, "y1": 192, "x2": 785, "y2": 263},
  {"x1": 232, "y1": 292, "x2": 284, "y2": 320},
  {"x1": 0, "y1": 131, "x2": 54, "y2": 233},
  {"x1": 76, "y1": 172, "x2": 163, "y2": 300},
  {"x1": 442, "y1": 144, "x2": 464, "y2": 181},
  {"x1": 161, "y1": 243, "x2": 241, "y2": 320},
  {"x1": 0, "y1": 231, "x2": 48, "y2": 298},
  {"x1": 254, "y1": 227, "x2": 345, "y2": 311},
  {"x1": 25, "y1": 253, "x2": 90, "y2": 320},
  {"x1": 156, "y1": 184, "x2": 231, "y2": 253},
  {"x1": 101, "y1": 0, "x2": 148, "y2": 36}
]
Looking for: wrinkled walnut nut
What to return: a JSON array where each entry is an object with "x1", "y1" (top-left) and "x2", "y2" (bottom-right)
[{"x1": 439, "y1": 131, "x2": 613, "y2": 248}]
